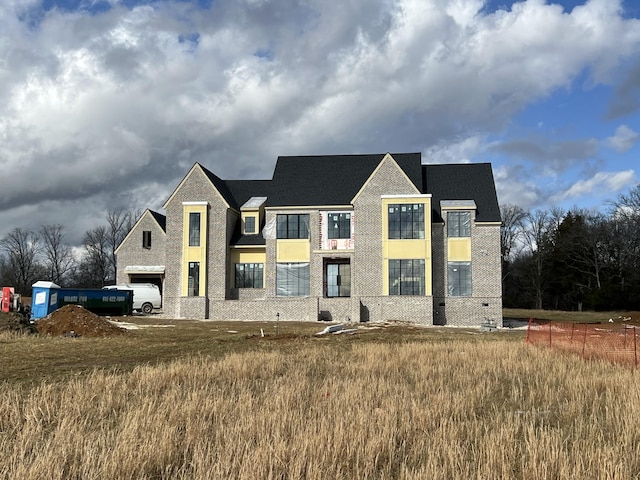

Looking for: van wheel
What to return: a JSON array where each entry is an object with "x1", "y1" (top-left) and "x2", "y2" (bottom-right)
[{"x1": 141, "y1": 303, "x2": 153, "y2": 315}]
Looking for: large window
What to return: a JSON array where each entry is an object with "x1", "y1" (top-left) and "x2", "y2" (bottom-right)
[
  {"x1": 447, "y1": 211, "x2": 471, "y2": 237},
  {"x1": 188, "y1": 262, "x2": 200, "y2": 296},
  {"x1": 276, "y1": 263, "x2": 310, "y2": 296},
  {"x1": 142, "y1": 230, "x2": 151, "y2": 249},
  {"x1": 388, "y1": 204, "x2": 424, "y2": 239},
  {"x1": 189, "y1": 212, "x2": 201, "y2": 246},
  {"x1": 277, "y1": 214, "x2": 309, "y2": 239},
  {"x1": 328, "y1": 213, "x2": 351, "y2": 239},
  {"x1": 388, "y1": 259, "x2": 425, "y2": 295},
  {"x1": 235, "y1": 263, "x2": 264, "y2": 288},
  {"x1": 448, "y1": 261, "x2": 471, "y2": 296},
  {"x1": 324, "y1": 260, "x2": 350, "y2": 297}
]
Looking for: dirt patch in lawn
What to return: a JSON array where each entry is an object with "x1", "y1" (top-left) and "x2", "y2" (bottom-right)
[{"x1": 36, "y1": 305, "x2": 129, "y2": 338}]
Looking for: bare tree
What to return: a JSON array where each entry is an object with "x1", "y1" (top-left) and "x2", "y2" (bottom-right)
[
  {"x1": 106, "y1": 208, "x2": 140, "y2": 283},
  {"x1": 0, "y1": 228, "x2": 44, "y2": 294},
  {"x1": 81, "y1": 226, "x2": 110, "y2": 287},
  {"x1": 500, "y1": 204, "x2": 527, "y2": 261},
  {"x1": 521, "y1": 209, "x2": 554, "y2": 309},
  {"x1": 40, "y1": 224, "x2": 75, "y2": 286}
]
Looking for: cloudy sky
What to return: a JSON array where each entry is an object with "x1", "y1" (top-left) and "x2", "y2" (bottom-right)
[{"x1": 1, "y1": 0, "x2": 639, "y2": 245}]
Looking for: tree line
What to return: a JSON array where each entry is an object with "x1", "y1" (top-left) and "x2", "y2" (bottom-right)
[
  {"x1": 502, "y1": 185, "x2": 640, "y2": 311},
  {"x1": 0, "y1": 209, "x2": 139, "y2": 295}
]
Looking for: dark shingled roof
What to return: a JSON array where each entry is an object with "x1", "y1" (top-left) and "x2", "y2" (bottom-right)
[
  {"x1": 148, "y1": 210, "x2": 167, "y2": 232},
  {"x1": 196, "y1": 155, "x2": 500, "y2": 225},
  {"x1": 266, "y1": 153, "x2": 423, "y2": 206},
  {"x1": 225, "y1": 180, "x2": 272, "y2": 210},
  {"x1": 423, "y1": 163, "x2": 501, "y2": 223}
]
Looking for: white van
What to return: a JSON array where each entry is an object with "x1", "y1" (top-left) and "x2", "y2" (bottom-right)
[{"x1": 103, "y1": 283, "x2": 161, "y2": 314}]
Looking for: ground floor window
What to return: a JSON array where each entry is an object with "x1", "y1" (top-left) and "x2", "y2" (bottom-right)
[
  {"x1": 448, "y1": 261, "x2": 472, "y2": 296},
  {"x1": 276, "y1": 263, "x2": 310, "y2": 296},
  {"x1": 324, "y1": 259, "x2": 350, "y2": 297},
  {"x1": 388, "y1": 259, "x2": 425, "y2": 295},
  {"x1": 235, "y1": 263, "x2": 264, "y2": 288},
  {"x1": 188, "y1": 262, "x2": 200, "y2": 296}
]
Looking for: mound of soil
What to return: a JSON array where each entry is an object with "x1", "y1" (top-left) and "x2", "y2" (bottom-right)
[{"x1": 36, "y1": 305, "x2": 128, "y2": 338}]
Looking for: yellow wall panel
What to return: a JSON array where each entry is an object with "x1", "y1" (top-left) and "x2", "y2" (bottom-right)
[
  {"x1": 387, "y1": 240, "x2": 427, "y2": 259},
  {"x1": 381, "y1": 196, "x2": 432, "y2": 296},
  {"x1": 182, "y1": 204, "x2": 208, "y2": 296},
  {"x1": 448, "y1": 238, "x2": 471, "y2": 261},
  {"x1": 231, "y1": 249, "x2": 266, "y2": 264},
  {"x1": 276, "y1": 239, "x2": 310, "y2": 262}
]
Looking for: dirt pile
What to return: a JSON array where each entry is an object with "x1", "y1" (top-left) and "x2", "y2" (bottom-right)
[{"x1": 36, "y1": 305, "x2": 128, "y2": 338}]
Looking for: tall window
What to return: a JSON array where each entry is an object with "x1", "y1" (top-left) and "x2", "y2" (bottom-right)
[
  {"x1": 235, "y1": 263, "x2": 264, "y2": 288},
  {"x1": 277, "y1": 214, "x2": 309, "y2": 239},
  {"x1": 448, "y1": 262, "x2": 471, "y2": 296},
  {"x1": 388, "y1": 204, "x2": 424, "y2": 239},
  {"x1": 244, "y1": 216, "x2": 256, "y2": 234},
  {"x1": 189, "y1": 212, "x2": 201, "y2": 246},
  {"x1": 388, "y1": 259, "x2": 425, "y2": 295},
  {"x1": 447, "y1": 211, "x2": 471, "y2": 237},
  {"x1": 142, "y1": 230, "x2": 151, "y2": 249},
  {"x1": 188, "y1": 262, "x2": 200, "y2": 296},
  {"x1": 324, "y1": 260, "x2": 350, "y2": 297},
  {"x1": 328, "y1": 213, "x2": 351, "y2": 239},
  {"x1": 276, "y1": 263, "x2": 310, "y2": 296}
]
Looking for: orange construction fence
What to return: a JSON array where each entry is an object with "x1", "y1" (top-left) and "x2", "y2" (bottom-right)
[{"x1": 526, "y1": 319, "x2": 639, "y2": 369}]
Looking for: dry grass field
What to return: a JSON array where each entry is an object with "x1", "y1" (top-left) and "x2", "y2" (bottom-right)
[{"x1": 1, "y1": 316, "x2": 639, "y2": 479}]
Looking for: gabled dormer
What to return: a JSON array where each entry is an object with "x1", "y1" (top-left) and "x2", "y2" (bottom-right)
[{"x1": 240, "y1": 196, "x2": 267, "y2": 235}]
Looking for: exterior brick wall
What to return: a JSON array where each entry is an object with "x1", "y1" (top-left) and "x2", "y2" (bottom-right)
[
  {"x1": 207, "y1": 297, "x2": 318, "y2": 322},
  {"x1": 359, "y1": 296, "x2": 434, "y2": 325},
  {"x1": 433, "y1": 210, "x2": 502, "y2": 327},
  {"x1": 163, "y1": 166, "x2": 231, "y2": 318},
  {"x1": 352, "y1": 157, "x2": 420, "y2": 299},
  {"x1": 115, "y1": 211, "x2": 166, "y2": 284},
  {"x1": 138, "y1": 158, "x2": 503, "y2": 326}
]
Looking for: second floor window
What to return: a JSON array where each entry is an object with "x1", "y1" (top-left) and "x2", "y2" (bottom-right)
[
  {"x1": 245, "y1": 217, "x2": 256, "y2": 234},
  {"x1": 447, "y1": 211, "x2": 471, "y2": 237},
  {"x1": 388, "y1": 204, "x2": 424, "y2": 239},
  {"x1": 189, "y1": 212, "x2": 200, "y2": 246},
  {"x1": 277, "y1": 214, "x2": 309, "y2": 239},
  {"x1": 142, "y1": 230, "x2": 151, "y2": 249},
  {"x1": 328, "y1": 213, "x2": 351, "y2": 239}
]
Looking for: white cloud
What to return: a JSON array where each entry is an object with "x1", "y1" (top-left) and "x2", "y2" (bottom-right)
[
  {"x1": 606, "y1": 125, "x2": 639, "y2": 153},
  {"x1": 0, "y1": 0, "x2": 639, "y2": 242},
  {"x1": 550, "y1": 170, "x2": 637, "y2": 203},
  {"x1": 424, "y1": 135, "x2": 485, "y2": 164},
  {"x1": 493, "y1": 164, "x2": 543, "y2": 209}
]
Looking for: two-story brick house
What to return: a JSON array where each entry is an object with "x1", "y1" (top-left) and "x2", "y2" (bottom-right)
[{"x1": 115, "y1": 153, "x2": 502, "y2": 326}]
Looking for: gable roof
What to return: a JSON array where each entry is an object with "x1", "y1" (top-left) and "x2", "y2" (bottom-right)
[
  {"x1": 266, "y1": 153, "x2": 423, "y2": 207},
  {"x1": 114, "y1": 208, "x2": 167, "y2": 254},
  {"x1": 423, "y1": 163, "x2": 501, "y2": 223},
  {"x1": 168, "y1": 155, "x2": 500, "y2": 223}
]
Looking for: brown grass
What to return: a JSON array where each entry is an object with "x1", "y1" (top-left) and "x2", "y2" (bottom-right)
[{"x1": 0, "y1": 318, "x2": 638, "y2": 478}]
